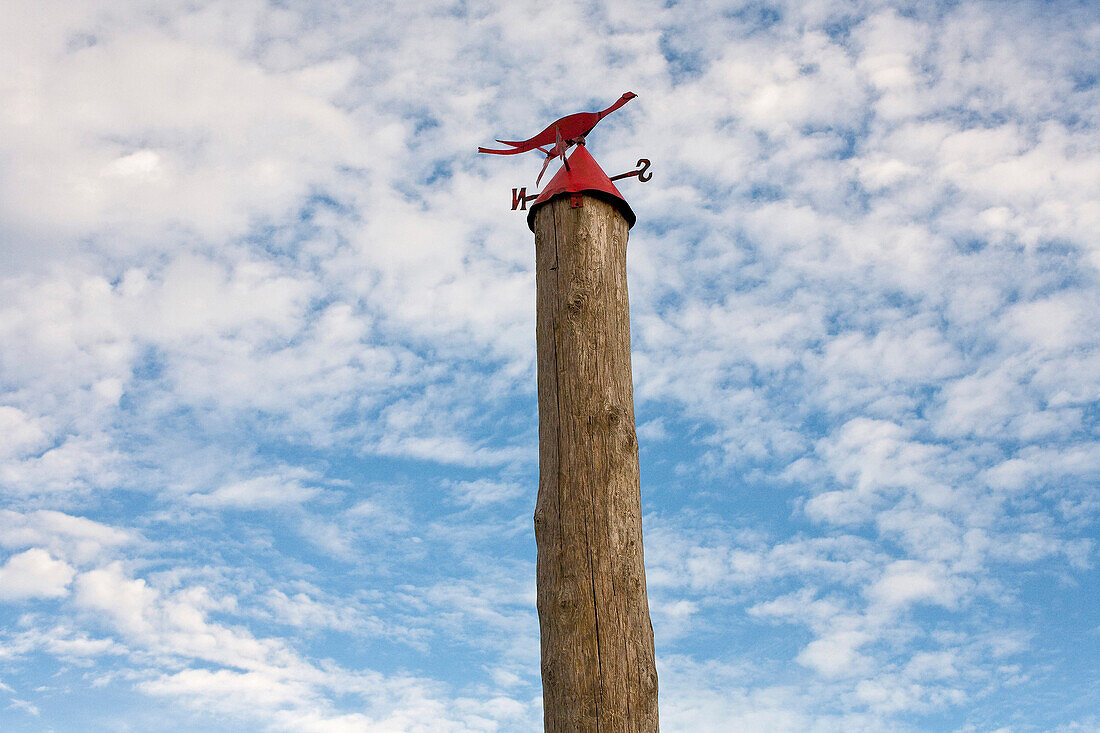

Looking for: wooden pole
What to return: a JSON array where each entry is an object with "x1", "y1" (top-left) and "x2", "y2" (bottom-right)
[{"x1": 533, "y1": 193, "x2": 659, "y2": 732}]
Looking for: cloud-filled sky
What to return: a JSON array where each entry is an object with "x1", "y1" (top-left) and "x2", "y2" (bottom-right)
[{"x1": 1, "y1": 0, "x2": 1098, "y2": 730}]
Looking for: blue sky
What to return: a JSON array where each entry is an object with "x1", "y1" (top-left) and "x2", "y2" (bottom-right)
[{"x1": 0, "y1": 0, "x2": 1097, "y2": 730}]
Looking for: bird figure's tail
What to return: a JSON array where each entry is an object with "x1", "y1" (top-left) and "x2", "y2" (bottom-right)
[{"x1": 477, "y1": 146, "x2": 524, "y2": 155}]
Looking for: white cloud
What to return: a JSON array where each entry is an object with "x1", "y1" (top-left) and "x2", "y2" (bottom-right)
[
  {"x1": 0, "y1": 548, "x2": 75, "y2": 600},
  {"x1": 0, "y1": 14, "x2": 369, "y2": 253},
  {"x1": 446, "y1": 478, "x2": 524, "y2": 507},
  {"x1": 140, "y1": 668, "x2": 315, "y2": 713},
  {"x1": 0, "y1": 407, "x2": 49, "y2": 459},
  {"x1": 865, "y1": 560, "x2": 962, "y2": 612},
  {"x1": 0, "y1": 509, "x2": 133, "y2": 564},
  {"x1": 189, "y1": 474, "x2": 320, "y2": 509},
  {"x1": 5, "y1": 698, "x2": 39, "y2": 717},
  {"x1": 262, "y1": 589, "x2": 360, "y2": 633},
  {"x1": 797, "y1": 629, "x2": 872, "y2": 678}
]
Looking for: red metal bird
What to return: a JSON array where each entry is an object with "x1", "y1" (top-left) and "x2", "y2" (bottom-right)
[{"x1": 478, "y1": 92, "x2": 638, "y2": 157}]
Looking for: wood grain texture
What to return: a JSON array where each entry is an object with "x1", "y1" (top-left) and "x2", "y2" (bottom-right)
[{"x1": 533, "y1": 195, "x2": 659, "y2": 733}]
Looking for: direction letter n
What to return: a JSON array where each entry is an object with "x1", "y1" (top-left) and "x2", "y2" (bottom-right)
[{"x1": 512, "y1": 187, "x2": 527, "y2": 210}]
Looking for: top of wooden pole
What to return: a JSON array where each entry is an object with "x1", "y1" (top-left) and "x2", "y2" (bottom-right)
[{"x1": 526, "y1": 145, "x2": 637, "y2": 231}]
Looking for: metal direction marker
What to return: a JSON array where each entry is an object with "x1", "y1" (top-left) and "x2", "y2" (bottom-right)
[
  {"x1": 609, "y1": 158, "x2": 653, "y2": 184},
  {"x1": 477, "y1": 93, "x2": 652, "y2": 213},
  {"x1": 511, "y1": 187, "x2": 539, "y2": 211}
]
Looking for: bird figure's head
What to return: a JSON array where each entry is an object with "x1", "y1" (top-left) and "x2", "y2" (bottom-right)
[{"x1": 622, "y1": 92, "x2": 638, "y2": 100}]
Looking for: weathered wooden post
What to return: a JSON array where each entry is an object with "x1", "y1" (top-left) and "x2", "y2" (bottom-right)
[{"x1": 480, "y1": 96, "x2": 658, "y2": 732}]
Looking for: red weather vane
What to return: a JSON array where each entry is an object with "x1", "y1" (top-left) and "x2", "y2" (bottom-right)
[{"x1": 478, "y1": 91, "x2": 652, "y2": 211}]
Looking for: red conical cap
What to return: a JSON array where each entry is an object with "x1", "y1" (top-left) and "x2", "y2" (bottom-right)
[{"x1": 526, "y1": 145, "x2": 636, "y2": 231}]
